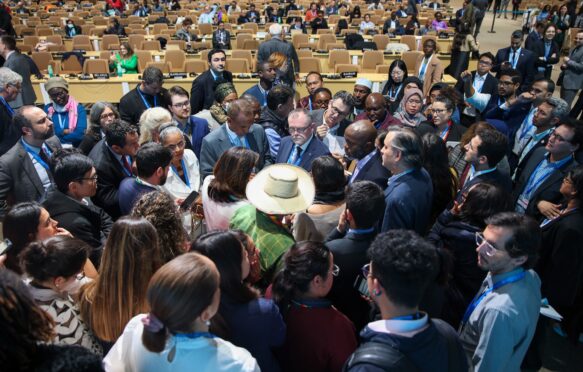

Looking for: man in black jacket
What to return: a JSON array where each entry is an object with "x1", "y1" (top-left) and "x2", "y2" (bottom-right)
[
  {"x1": 88, "y1": 120, "x2": 140, "y2": 220},
  {"x1": 326, "y1": 180, "x2": 385, "y2": 331},
  {"x1": 43, "y1": 150, "x2": 113, "y2": 267},
  {"x1": 190, "y1": 49, "x2": 233, "y2": 115},
  {"x1": 212, "y1": 21, "x2": 231, "y2": 50},
  {"x1": 0, "y1": 67, "x2": 22, "y2": 155},
  {"x1": 118, "y1": 67, "x2": 169, "y2": 126}
]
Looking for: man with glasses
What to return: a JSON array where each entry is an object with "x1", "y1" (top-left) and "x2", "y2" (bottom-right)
[
  {"x1": 0, "y1": 35, "x2": 37, "y2": 109},
  {"x1": 0, "y1": 106, "x2": 62, "y2": 218},
  {"x1": 275, "y1": 108, "x2": 329, "y2": 171},
  {"x1": 380, "y1": 127, "x2": 433, "y2": 234},
  {"x1": 559, "y1": 30, "x2": 583, "y2": 108},
  {"x1": 459, "y1": 212, "x2": 541, "y2": 372},
  {"x1": 166, "y1": 86, "x2": 210, "y2": 159},
  {"x1": 0, "y1": 67, "x2": 23, "y2": 155},
  {"x1": 344, "y1": 230, "x2": 467, "y2": 372},
  {"x1": 43, "y1": 150, "x2": 112, "y2": 267},
  {"x1": 313, "y1": 90, "x2": 355, "y2": 153},
  {"x1": 456, "y1": 52, "x2": 498, "y2": 126},
  {"x1": 356, "y1": 93, "x2": 401, "y2": 131},
  {"x1": 119, "y1": 66, "x2": 169, "y2": 127},
  {"x1": 513, "y1": 120, "x2": 581, "y2": 219}
]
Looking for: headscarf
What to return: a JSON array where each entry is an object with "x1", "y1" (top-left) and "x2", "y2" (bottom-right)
[
  {"x1": 209, "y1": 83, "x2": 237, "y2": 124},
  {"x1": 393, "y1": 87, "x2": 426, "y2": 128}
]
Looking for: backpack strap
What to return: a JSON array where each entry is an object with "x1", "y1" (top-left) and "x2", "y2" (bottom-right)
[
  {"x1": 431, "y1": 319, "x2": 464, "y2": 372},
  {"x1": 343, "y1": 341, "x2": 418, "y2": 372}
]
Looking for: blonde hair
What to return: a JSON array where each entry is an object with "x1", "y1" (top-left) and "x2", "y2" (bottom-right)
[
  {"x1": 268, "y1": 52, "x2": 288, "y2": 70},
  {"x1": 138, "y1": 107, "x2": 173, "y2": 144}
]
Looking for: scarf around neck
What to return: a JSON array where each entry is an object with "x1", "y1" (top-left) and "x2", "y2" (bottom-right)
[{"x1": 47, "y1": 95, "x2": 79, "y2": 133}]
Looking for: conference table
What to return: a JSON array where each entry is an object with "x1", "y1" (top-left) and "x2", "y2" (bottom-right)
[{"x1": 31, "y1": 73, "x2": 457, "y2": 105}]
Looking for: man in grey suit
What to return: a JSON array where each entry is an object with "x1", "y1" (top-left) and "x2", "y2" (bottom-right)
[
  {"x1": 0, "y1": 106, "x2": 61, "y2": 218},
  {"x1": 0, "y1": 35, "x2": 36, "y2": 109},
  {"x1": 257, "y1": 23, "x2": 300, "y2": 89},
  {"x1": 560, "y1": 30, "x2": 583, "y2": 107},
  {"x1": 199, "y1": 98, "x2": 273, "y2": 182}
]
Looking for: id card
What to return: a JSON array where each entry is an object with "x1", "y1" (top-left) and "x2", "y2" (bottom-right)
[{"x1": 516, "y1": 195, "x2": 529, "y2": 212}]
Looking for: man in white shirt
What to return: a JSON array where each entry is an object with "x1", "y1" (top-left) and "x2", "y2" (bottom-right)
[{"x1": 198, "y1": 5, "x2": 217, "y2": 24}]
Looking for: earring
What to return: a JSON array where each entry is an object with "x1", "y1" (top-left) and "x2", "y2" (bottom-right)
[{"x1": 205, "y1": 320, "x2": 211, "y2": 326}]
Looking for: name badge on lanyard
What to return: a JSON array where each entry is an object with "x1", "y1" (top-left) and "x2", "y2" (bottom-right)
[{"x1": 138, "y1": 89, "x2": 157, "y2": 109}]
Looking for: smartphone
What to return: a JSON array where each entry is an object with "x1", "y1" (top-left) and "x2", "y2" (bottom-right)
[
  {"x1": 353, "y1": 274, "x2": 369, "y2": 297},
  {"x1": 179, "y1": 190, "x2": 200, "y2": 211},
  {"x1": 0, "y1": 239, "x2": 12, "y2": 256}
]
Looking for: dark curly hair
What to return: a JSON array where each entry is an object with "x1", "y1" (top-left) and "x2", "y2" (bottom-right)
[{"x1": 131, "y1": 191, "x2": 186, "y2": 263}]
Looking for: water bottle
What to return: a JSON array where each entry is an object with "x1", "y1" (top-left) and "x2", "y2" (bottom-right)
[
  {"x1": 47, "y1": 64, "x2": 54, "y2": 78},
  {"x1": 116, "y1": 62, "x2": 123, "y2": 77}
]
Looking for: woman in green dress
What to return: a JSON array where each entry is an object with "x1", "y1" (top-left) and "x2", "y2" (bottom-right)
[{"x1": 109, "y1": 42, "x2": 139, "y2": 74}]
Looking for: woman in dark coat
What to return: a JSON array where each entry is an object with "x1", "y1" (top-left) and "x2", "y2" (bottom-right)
[{"x1": 427, "y1": 182, "x2": 513, "y2": 327}]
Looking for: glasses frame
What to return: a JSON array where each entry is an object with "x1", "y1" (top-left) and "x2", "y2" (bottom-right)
[{"x1": 475, "y1": 232, "x2": 499, "y2": 257}]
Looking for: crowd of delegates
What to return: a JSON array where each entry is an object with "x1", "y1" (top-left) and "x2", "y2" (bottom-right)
[{"x1": 1, "y1": 1, "x2": 583, "y2": 371}]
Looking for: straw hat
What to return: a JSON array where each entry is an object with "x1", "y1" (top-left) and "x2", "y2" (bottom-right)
[{"x1": 246, "y1": 164, "x2": 315, "y2": 215}]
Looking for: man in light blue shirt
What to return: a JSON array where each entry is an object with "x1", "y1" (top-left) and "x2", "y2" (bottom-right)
[
  {"x1": 198, "y1": 5, "x2": 217, "y2": 24},
  {"x1": 459, "y1": 212, "x2": 542, "y2": 372}
]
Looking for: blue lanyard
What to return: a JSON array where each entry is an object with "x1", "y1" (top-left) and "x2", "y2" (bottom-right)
[
  {"x1": 510, "y1": 48, "x2": 520, "y2": 69},
  {"x1": 21, "y1": 139, "x2": 52, "y2": 171},
  {"x1": 461, "y1": 271, "x2": 526, "y2": 325},
  {"x1": 348, "y1": 227, "x2": 374, "y2": 235},
  {"x1": 469, "y1": 165, "x2": 496, "y2": 181},
  {"x1": 439, "y1": 123, "x2": 451, "y2": 140},
  {"x1": 174, "y1": 331, "x2": 216, "y2": 340},
  {"x1": 418, "y1": 57, "x2": 430, "y2": 80},
  {"x1": 388, "y1": 84, "x2": 402, "y2": 101},
  {"x1": 287, "y1": 145, "x2": 304, "y2": 166},
  {"x1": 0, "y1": 96, "x2": 14, "y2": 116},
  {"x1": 391, "y1": 312, "x2": 423, "y2": 320},
  {"x1": 52, "y1": 111, "x2": 65, "y2": 131},
  {"x1": 308, "y1": 97, "x2": 312, "y2": 111},
  {"x1": 137, "y1": 88, "x2": 157, "y2": 109},
  {"x1": 524, "y1": 156, "x2": 571, "y2": 196},
  {"x1": 518, "y1": 108, "x2": 536, "y2": 141},
  {"x1": 171, "y1": 159, "x2": 190, "y2": 188}
]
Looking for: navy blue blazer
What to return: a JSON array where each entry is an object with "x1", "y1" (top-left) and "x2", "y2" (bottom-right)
[
  {"x1": 381, "y1": 167, "x2": 433, "y2": 235},
  {"x1": 493, "y1": 47, "x2": 536, "y2": 90},
  {"x1": 275, "y1": 135, "x2": 330, "y2": 171},
  {"x1": 349, "y1": 151, "x2": 391, "y2": 189},
  {"x1": 456, "y1": 168, "x2": 512, "y2": 202},
  {"x1": 485, "y1": 100, "x2": 532, "y2": 146}
]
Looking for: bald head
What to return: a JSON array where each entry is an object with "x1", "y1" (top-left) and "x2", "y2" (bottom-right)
[
  {"x1": 365, "y1": 93, "x2": 387, "y2": 123},
  {"x1": 344, "y1": 120, "x2": 377, "y2": 160}
]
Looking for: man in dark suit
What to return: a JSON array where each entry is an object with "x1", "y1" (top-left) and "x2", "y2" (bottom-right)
[
  {"x1": 532, "y1": 32, "x2": 560, "y2": 79},
  {"x1": 513, "y1": 120, "x2": 581, "y2": 220},
  {"x1": 344, "y1": 120, "x2": 390, "y2": 189},
  {"x1": 0, "y1": 67, "x2": 21, "y2": 155},
  {"x1": 88, "y1": 120, "x2": 140, "y2": 220},
  {"x1": 456, "y1": 52, "x2": 498, "y2": 126},
  {"x1": 118, "y1": 67, "x2": 169, "y2": 126},
  {"x1": 190, "y1": 49, "x2": 234, "y2": 115},
  {"x1": 512, "y1": 97, "x2": 569, "y2": 177},
  {"x1": 275, "y1": 108, "x2": 330, "y2": 171},
  {"x1": 199, "y1": 98, "x2": 273, "y2": 181},
  {"x1": 524, "y1": 21, "x2": 545, "y2": 51},
  {"x1": 457, "y1": 128, "x2": 512, "y2": 200},
  {"x1": 310, "y1": 10, "x2": 328, "y2": 35},
  {"x1": 326, "y1": 180, "x2": 385, "y2": 331},
  {"x1": 0, "y1": 106, "x2": 62, "y2": 218},
  {"x1": 492, "y1": 30, "x2": 536, "y2": 92},
  {"x1": 212, "y1": 21, "x2": 231, "y2": 50},
  {"x1": 0, "y1": 35, "x2": 36, "y2": 109},
  {"x1": 380, "y1": 127, "x2": 433, "y2": 234}
]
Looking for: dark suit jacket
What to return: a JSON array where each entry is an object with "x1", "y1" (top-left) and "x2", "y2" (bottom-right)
[
  {"x1": 275, "y1": 135, "x2": 330, "y2": 171},
  {"x1": 524, "y1": 31, "x2": 542, "y2": 51},
  {"x1": 0, "y1": 103, "x2": 18, "y2": 155},
  {"x1": 457, "y1": 168, "x2": 512, "y2": 202},
  {"x1": 538, "y1": 209, "x2": 583, "y2": 339},
  {"x1": 88, "y1": 139, "x2": 132, "y2": 220},
  {"x1": 3, "y1": 51, "x2": 36, "y2": 107},
  {"x1": 513, "y1": 147, "x2": 579, "y2": 219},
  {"x1": 510, "y1": 130, "x2": 551, "y2": 175},
  {"x1": 212, "y1": 29, "x2": 231, "y2": 49},
  {"x1": 484, "y1": 100, "x2": 531, "y2": 143},
  {"x1": 532, "y1": 39, "x2": 560, "y2": 78},
  {"x1": 0, "y1": 136, "x2": 61, "y2": 218},
  {"x1": 349, "y1": 151, "x2": 391, "y2": 189},
  {"x1": 326, "y1": 228, "x2": 378, "y2": 331},
  {"x1": 42, "y1": 188, "x2": 113, "y2": 266},
  {"x1": 415, "y1": 121, "x2": 467, "y2": 142},
  {"x1": 455, "y1": 71, "x2": 498, "y2": 106},
  {"x1": 199, "y1": 123, "x2": 273, "y2": 182},
  {"x1": 118, "y1": 86, "x2": 169, "y2": 126},
  {"x1": 381, "y1": 167, "x2": 433, "y2": 235},
  {"x1": 493, "y1": 47, "x2": 536, "y2": 90},
  {"x1": 189, "y1": 70, "x2": 234, "y2": 115}
]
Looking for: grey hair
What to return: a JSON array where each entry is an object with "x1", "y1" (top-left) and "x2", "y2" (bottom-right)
[
  {"x1": 138, "y1": 107, "x2": 173, "y2": 144},
  {"x1": 0, "y1": 67, "x2": 22, "y2": 92},
  {"x1": 387, "y1": 127, "x2": 423, "y2": 168},
  {"x1": 89, "y1": 101, "x2": 118, "y2": 127},
  {"x1": 288, "y1": 108, "x2": 312, "y2": 127},
  {"x1": 332, "y1": 90, "x2": 355, "y2": 111},
  {"x1": 545, "y1": 96, "x2": 570, "y2": 121},
  {"x1": 159, "y1": 124, "x2": 183, "y2": 143}
]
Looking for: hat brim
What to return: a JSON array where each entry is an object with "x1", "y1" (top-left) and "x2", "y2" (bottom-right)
[{"x1": 246, "y1": 164, "x2": 315, "y2": 215}]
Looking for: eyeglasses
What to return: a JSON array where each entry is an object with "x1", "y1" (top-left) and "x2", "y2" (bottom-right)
[
  {"x1": 475, "y1": 232, "x2": 499, "y2": 257},
  {"x1": 478, "y1": 60, "x2": 492, "y2": 66},
  {"x1": 431, "y1": 108, "x2": 447, "y2": 114},
  {"x1": 76, "y1": 271, "x2": 86, "y2": 281},
  {"x1": 330, "y1": 105, "x2": 349, "y2": 117},
  {"x1": 289, "y1": 126, "x2": 311, "y2": 134},
  {"x1": 100, "y1": 112, "x2": 116, "y2": 120},
  {"x1": 331, "y1": 264, "x2": 340, "y2": 277},
  {"x1": 172, "y1": 100, "x2": 190, "y2": 108},
  {"x1": 76, "y1": 175, "x2": 98, "y2": 182},
  {"x1": 563, "y1": 177, "x2": 573, "y2": 184},
  {"x1": 165, "y1": 140, "x2": 186, "y2": 152},
  {"x1": 549, "y1": 130, "x2": 570, "y2": 143},
  {"x1": 407, "y1": 99, "x2": 422, "y2": 105}
]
